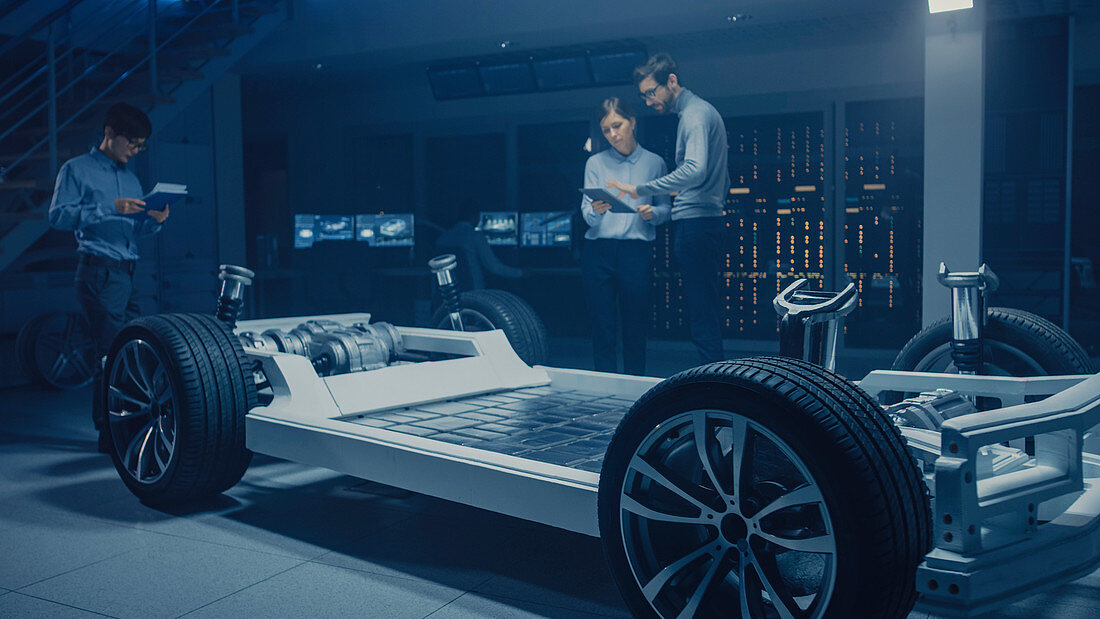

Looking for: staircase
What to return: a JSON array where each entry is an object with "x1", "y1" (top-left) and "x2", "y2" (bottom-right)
[{"x1": 0, "y1": 0, "x2": 287, "y2": 273}]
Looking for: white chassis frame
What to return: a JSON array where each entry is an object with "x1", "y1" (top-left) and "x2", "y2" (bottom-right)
[{"x1": 236, "y1": 313, "x2": 1100, "y2": 617}]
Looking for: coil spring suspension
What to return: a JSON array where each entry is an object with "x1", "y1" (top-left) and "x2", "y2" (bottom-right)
[
  {"x1": 428, "y1": 254, "x2": 464, "y2": 331},
  {"x1": 216, "y1": 265, "x2": 255, "y2": 328}
]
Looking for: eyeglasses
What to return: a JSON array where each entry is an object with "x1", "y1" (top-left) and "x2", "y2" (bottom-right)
[
  {"x1": 638, "y1": 83, "x2": 665, "y2": 101},
  {"x1": 121, "y1": 136, "x2": 147, "y2": 152}
]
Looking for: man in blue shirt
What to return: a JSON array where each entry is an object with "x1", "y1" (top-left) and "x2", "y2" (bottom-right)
[
  {"x1": 607, "y1": 53, "x2": 730, "y2": 364},
  {"x1": 48, "y1": 103, "x2": 169, "y2": 440}
]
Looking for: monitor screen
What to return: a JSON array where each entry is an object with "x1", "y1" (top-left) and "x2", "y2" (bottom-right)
[
  {"x1": 477, "y1": 211, "x2": 518, "y2": 246},
  {"x1": 293, "y1": 214, "x2": 316, "y2": 249},
  {"x1": 521, "y1": 211, "x2": 572, "y2": 247},
  {"x1": 314, "y1": 215, "x2": 355, "y2": 241},
  {"x1": 355, "y1": 213, "x2": 415, "y2": 247},
  {"x1": 531, "y1": 54, "x2": 591, "y2": 90}
]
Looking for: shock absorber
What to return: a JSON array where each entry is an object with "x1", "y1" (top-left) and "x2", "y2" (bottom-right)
[
  {"x1": 937, "y1": 263, "x2": 999, "y2": 374},
  {"x1": 773, "y1": 279, "x2": 859, "y2": 371},
  {"x1": 216, "y1": 265, "x2": 255, "y2": 328},
  {"x1": 428, "y1": 254, "x2": 464, "y2": 331}
]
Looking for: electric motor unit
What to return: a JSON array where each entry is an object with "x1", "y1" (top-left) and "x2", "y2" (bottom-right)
[
  {"x1": 883, "y1": 389, "x2": 978, "y2": 431},
  {"x1": 238, "y1": 320, "x2": 405, "y2": 376}
]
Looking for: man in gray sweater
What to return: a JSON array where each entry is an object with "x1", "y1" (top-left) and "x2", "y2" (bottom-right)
[{"x1": 607, "y1": 53, "x2": 730, "y2": 364}]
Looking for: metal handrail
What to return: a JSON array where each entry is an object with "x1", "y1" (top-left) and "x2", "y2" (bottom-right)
[
  {"x1": 0, "y1": 0, "x2": 240, "y2": 179},
  {"x1": 0, "y1": 2, "x2": 149, "y2": 147},
  {"x1": 0, "y1": 0, "x2": 137, "y2": 93},
  {"x1": 0, "y1": 0, "x2": 140, "y2": 114},
  {"x1": 0, "y1": 0, "x2": 82, "y2": 58}
]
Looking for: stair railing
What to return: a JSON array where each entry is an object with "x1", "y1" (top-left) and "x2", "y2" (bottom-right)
[{"x1": 0, "y1": 0, "x2": 241, "y2": 182}]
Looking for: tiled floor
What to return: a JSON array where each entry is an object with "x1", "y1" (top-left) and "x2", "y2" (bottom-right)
[{"x1": 2, "y1": 339, "x2": 1099, "y2": 617}]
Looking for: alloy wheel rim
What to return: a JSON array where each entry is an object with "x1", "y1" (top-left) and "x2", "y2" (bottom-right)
[
  {"x1": 33, "y1": 312, "x2": 96, "y2": 389},
  {"x1": 913, "y1": 341, "x2": 1047, "y2": 376},
  {"x1": 106, "y1": 339, "x2": 178, "y2": 484},
  {"x1": 619, "y1": 409, "x2": 836, "y2": 618},
  {"x1": 437, "y1": 308, "x2": 496, "y2": 332}
]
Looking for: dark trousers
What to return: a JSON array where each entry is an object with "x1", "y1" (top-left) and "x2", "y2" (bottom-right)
[
  {"x1": 672, "y1": 217, "x2": 725, "y2": 364},
  {"x1": 582, "y1": 239, "x2": 652, "y2": 376},
  {"x1": 76, "y1": 257, "x2": 139, "y2": 430}
]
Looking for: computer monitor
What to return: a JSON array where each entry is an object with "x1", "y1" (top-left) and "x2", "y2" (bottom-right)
[
  {"x1": 314, "y1": 215, "x2": 354, "y2": 241},
  {"x1": 355, "y1": 213, "x2": 415, "y2": 247},
  {"x1": 520, "y1": 211, "x2": 572, "y2": 247},
  {"x1": 478, "y1": 211, "x2": 518, "y2": 246},
  {"x1": 293, "y1": 214, "x2": 316, "y2": 249}
]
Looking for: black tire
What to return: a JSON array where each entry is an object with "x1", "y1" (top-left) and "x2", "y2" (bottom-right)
[
  {"x1": 893, "y1": 307, "x2": 1094, "y2": 376},
  {"x1": 16, "y1": 312, "x2": 50, "y2": 383},
  {"x1": 598, "y1": 356, "x2": 931, "y2": 619},
  {"x1": 431, "y1": 289, "x2": 550, "y2": 366},
  {"x1": 103, "y1": 313, "x2": 256, "y2": 505},
  {"x1": 21, "y1": 311, "x2": 97, "y2": 390}
]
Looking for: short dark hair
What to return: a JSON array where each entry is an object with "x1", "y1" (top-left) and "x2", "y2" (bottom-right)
[
  {"x1": 633, "y1": 52, "x2": 678, "y2": 87},
  {"x1": 599, "y1": 97, "x2": 634, "y2": 123},
  {"x1": 104, "y1": 103, "x2": 152, "y2": 140}
]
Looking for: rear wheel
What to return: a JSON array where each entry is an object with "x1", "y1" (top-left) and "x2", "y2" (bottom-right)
[
  {"x1": 599, "y1": 356, "x2": 930, "y2": 618},
  {"x1": 104, "y1": 313, "x2": 255, "y2": 505},
  {"x1": 23, "y1": 311, "x2": 97, "y2": 390},
  {"x1": 893, "y1": 307, "x2": 1093, "y2": 376},
  {"x1": 432, "y1": 289, "x2": 550, "y2": 366},
  {"x1": 16, "y1": 312, "x2": 50, "y2": 383}
]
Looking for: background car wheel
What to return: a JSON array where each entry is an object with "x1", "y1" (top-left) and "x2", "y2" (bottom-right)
[
  {"x1": 104, "y1": 313, "x2": 256, "y2": 505},
  {"x1": 432, "y1": 289, "x2": 550, "y2": 366},
  {"x1": 892, "y1": 307, "x2": 1094, "y2": 376},
  {"x1": 598, "y1": 356, "x2": 930, "y2": 618},
  {"x1": 22, "y1": 311, "x2": 98, "y2": 390},
  {"x1": 16, "y1": 312, "x2": 51, "y2": 384}
]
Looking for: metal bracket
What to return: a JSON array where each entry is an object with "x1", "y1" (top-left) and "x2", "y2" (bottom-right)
[{"x1": 773, "y1": 279, "x2": 858, "y2": 371}]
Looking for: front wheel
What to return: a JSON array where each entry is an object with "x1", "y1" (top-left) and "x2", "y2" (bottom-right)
[
  {"x1": 598, "y1": 356, "x2": 930, "y2": 618},
  {"x1": 103, "y1": 313, "x2": 256, "y2": 505}
]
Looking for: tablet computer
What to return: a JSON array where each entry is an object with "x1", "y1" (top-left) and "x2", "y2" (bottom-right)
[{"x1": 578, "y1": 187, "x2": 635, "y2": 214}]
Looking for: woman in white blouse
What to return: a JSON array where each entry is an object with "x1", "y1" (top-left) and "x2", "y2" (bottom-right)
[{"x1": 580, "y1": 97, "x2": 671, "y2": 375}]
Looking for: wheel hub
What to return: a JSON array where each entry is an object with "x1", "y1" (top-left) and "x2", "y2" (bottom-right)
[{"x1": 720, "y1": 512, "x2": 748, "y2": 543}]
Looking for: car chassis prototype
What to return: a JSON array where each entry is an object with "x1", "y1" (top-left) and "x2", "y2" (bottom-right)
[{"x1": 101, "y1": 264, "x2": 1100, "y2": 618}]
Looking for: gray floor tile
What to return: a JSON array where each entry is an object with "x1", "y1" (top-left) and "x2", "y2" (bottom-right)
[
  {"x1": 0, "y1": 511, "x2": 159, "y2": 589},
  {"x1": 428, "y1": 592, "x2": 608, "y2": 618},
  {"x1": 0, "y1": 592, "x2": 104, "y2": 617},
  {"x1": 85, "y1": 487, "x2": 414, "y2": 561},
  {"x1": 314, "y1": 510, "x2": 543, "y2": 590},
  {"x1": 182, "y1": 561, "x2": 462, "y2": 619},
  {"x1": 474, "y1": 529, "x2": 629, "y2": 617},
  {"x1": 20, "y1": 534, "x2": 302, "y2": 618}
]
